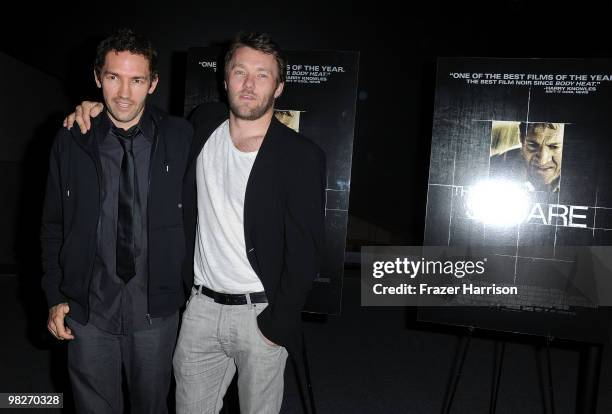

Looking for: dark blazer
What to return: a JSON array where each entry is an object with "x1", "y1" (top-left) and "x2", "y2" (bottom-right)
[
  {"x1": 41, "y1": 106, "x2": 193, "y2": 323},
  {"x1": 183, "y1": 102, "x2": 326, "y2": 412}
]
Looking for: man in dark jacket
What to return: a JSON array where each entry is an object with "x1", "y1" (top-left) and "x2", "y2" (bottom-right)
[
  {"x1": 173, "y1": 32, "x2": 326, "y2": 414},
  {"x1": 41, "y1": 29, "x2": 192, "y2": 413}
]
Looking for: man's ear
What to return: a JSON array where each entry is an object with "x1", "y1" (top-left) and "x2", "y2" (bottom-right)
[
  {"x1": 148, "y1": 75, "x2": 159, "y2": 94},
  {"x1": 274, "y1": 81, "x2": 284, "y2": 99},
  {"x1": 94, "y1": 70, "x2": 101, "y2": 88}
]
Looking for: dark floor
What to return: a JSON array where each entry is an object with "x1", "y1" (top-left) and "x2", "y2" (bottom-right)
[{"x1": 2, "y1": 272, "x2": 612, "y2": 413}]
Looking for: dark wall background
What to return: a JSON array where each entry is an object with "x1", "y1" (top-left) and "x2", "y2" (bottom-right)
[
  {"x1": 1, "y1": 0, "x2": 612, "y2": 267},
  {"x1": 0, "y1": 52, "x2": 70, "y2": 271},
  {"x1": 3, "y1": 3, "x2": 612, "y2": 412}
]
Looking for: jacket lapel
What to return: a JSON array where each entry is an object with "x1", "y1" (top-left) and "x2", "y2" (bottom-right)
[
  {"x1": 187, "y1": 103, "x2": 230, "y2": 171},
  {"x1": 243, "y1": 117, "x2": 283, "y2": 270}
]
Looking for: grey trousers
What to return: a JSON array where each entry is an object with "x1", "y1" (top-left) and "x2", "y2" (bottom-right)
[
  {"x1": 173, "y1": 288, "x2": 288, "y2": 414},
  {"x1": 66, "y1": 313, "x2": 178, "y2": 414}
]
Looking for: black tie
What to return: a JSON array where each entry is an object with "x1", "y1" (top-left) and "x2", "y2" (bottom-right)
[{"x1": 114, "y1": 125, "x2": 141, "y2": 283}]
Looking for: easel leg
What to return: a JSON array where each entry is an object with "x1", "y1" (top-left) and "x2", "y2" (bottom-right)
[
  {"x1": 545, "y1": 336, "x2": 556, "y2": 414},
  {"x1": 441, "y1": 327, "x2": 474, "y2": 414},
  {"x1": 302, "y1": 332, "x2": 317, "y2": 414},
  {"x1": 575, "y1": 343, "x2": 603, "y2": 414},
  {"x1": 489, "y1": 341, "x2": 506, "y2": 414}
]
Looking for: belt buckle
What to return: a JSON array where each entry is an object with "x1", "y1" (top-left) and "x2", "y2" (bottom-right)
[
  {"x1": 218, "y1": 293, "x2": 230, "y2": 305},
  {"x1": 225, "y1": 294, "x2": 237, "y2": 305},
  {"x1": 218, "y1": 292, "x2": 245, "y2": 305}
]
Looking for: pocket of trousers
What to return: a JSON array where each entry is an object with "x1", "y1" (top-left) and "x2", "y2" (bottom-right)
[
  {"x1": 182, "y1": 288, "x2": 200, "y2": 317},
  {"x1": 251, "y1": 303, "x2": 280, "y2": 349}
]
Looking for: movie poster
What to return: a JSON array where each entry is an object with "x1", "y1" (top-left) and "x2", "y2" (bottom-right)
[
  {"x1": 184, "y1": 48, "x2": 360, "y2": 315},
  {"x1": 419, "y1": 58, "x2": 612, "y2": 342}
]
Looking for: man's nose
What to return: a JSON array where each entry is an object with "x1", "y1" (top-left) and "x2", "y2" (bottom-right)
[
  {"x1": 535, "y1": 147, "x2": 552, "y2": 165},
  {"x1": 118, "y1": 80, "x2": 130, "y2": 98},
  {"x1": 243, "y1": 74, "x2": 255, "y2": 89}
]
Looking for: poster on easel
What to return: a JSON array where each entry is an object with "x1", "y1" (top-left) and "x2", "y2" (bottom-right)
[{"x1": 418, "y1": 57, "x2": 612, "y2": 342}]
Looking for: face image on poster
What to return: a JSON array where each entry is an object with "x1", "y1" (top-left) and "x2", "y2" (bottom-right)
[
  {"x1": 274, "y1": 109, "x2": 302, "y2": 132},
  {"x1": 184, "y1": 47, "x2": 360, "y2": 315},
  {"x1": 419, "y1": 58, "x2": 612, "y2": 342},
  {"x1": 489, "y1": 121, "x2": 564, "y2": 193}
]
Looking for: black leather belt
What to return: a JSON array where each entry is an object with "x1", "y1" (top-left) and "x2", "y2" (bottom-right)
[{"x1": 194, "y1": 284, "x2": 268, "y2": 305}]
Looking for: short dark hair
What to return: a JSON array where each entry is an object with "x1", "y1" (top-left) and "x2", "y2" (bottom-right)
[
  {"x1": 519, "y1": 122, "x2": 563, "y2": 142},
  {"x1": 94, "y1": 28, "x2": 158, "y2": 80},
  {"x1": 224, "y1": 31, "x2": 286, "y2": 84}
]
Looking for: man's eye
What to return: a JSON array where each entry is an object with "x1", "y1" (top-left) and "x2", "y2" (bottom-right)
[{"x1": 258, "y1": 73, "x2": 268, "y2": 79}]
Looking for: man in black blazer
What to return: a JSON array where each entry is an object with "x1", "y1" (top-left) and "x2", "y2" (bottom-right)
[
  {"x1": 174, "y1": 32, "x2": 326, "y2": 413},
  {"x1": 64, "y1": 31, "x2": 325, "y2": 414}
]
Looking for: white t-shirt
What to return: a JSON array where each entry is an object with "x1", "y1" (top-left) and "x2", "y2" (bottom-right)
[{"x1": 193, "y1": 120, "x2": 264, "y2": 293}]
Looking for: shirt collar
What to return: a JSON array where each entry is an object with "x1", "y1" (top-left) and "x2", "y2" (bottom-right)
[{"x1": 102, "y1": 106, "x2": 154, "y2": 143}]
